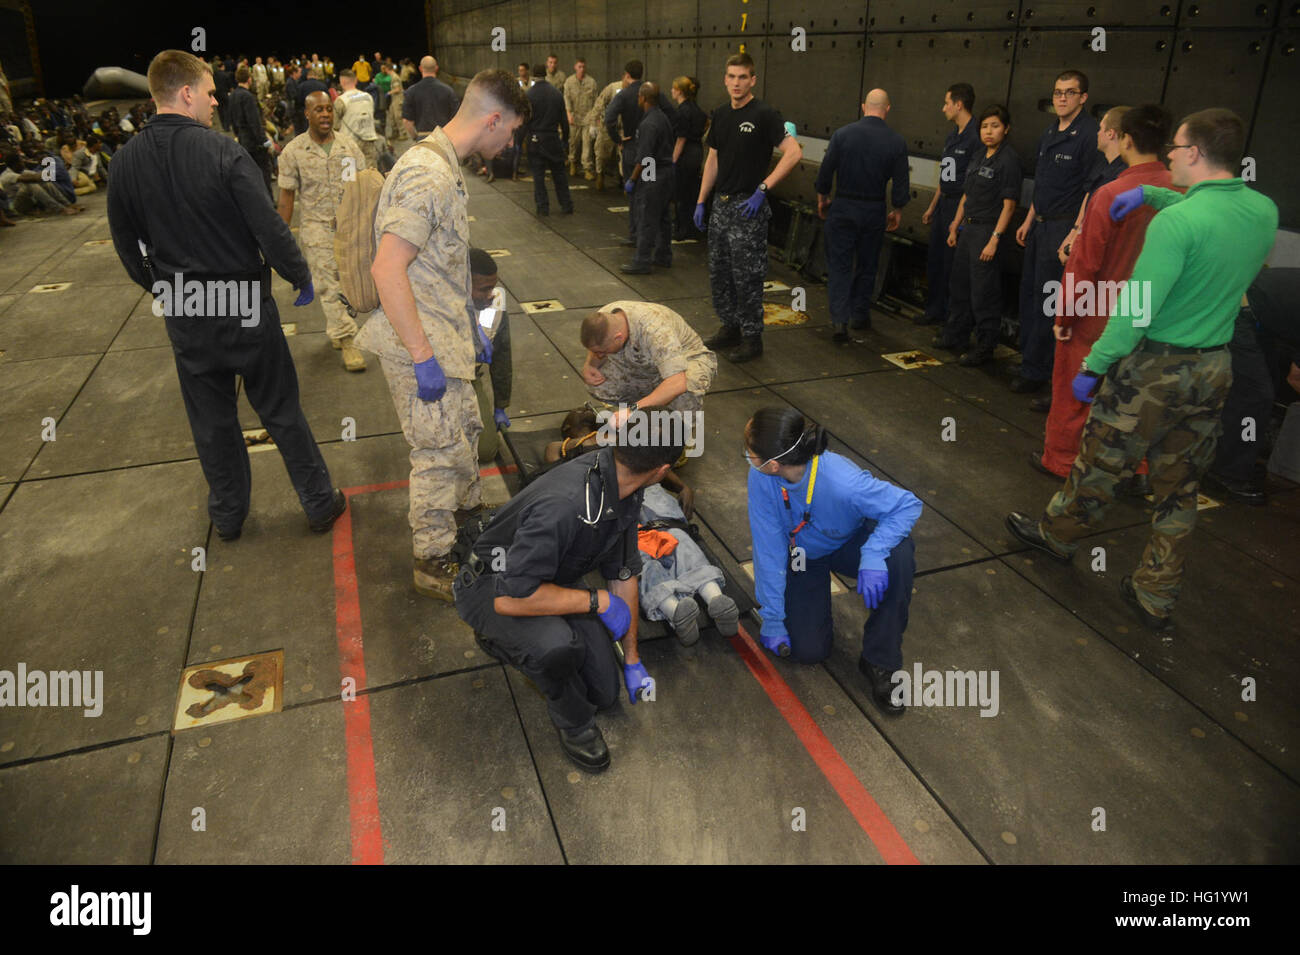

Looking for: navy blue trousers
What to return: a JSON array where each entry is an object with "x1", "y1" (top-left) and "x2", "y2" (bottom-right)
[
  {"x1": 784, "y1": 522, "x2": 915, "y2": 668},
  {"x1": 1016, "y1": 217, "x2": 1072, "y2": 381},
  {"x1": 925, "y1": 195, "x2": 961, "y2": 320},
  {"x1": 824, "y1": 199, "x2": 886, "y2": 329}
]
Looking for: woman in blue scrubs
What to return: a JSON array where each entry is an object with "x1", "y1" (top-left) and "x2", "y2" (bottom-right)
[{"x1": 744, "y1": 408, "x2": 922, "y2": 715}]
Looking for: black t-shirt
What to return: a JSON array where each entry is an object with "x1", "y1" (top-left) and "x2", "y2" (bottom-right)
[
  {"x1": 402, "y1": 77, "x2": 459, "y2": 132},
  {"x1": 706, "y1": 97, "x2": 786, "y2": 195},
  {"x1": 962, "y1": 143, "x2": 1022, "y2": 221}
]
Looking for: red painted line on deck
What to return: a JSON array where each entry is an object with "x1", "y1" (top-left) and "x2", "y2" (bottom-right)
[
  {"x1": 333, "y1": 467, "x2": 913, "y2": 864},
  {"x1": 731, "y1": 622, "x2": 921, "y2": 865},
  {"x1": 332, "y1": 467, "x2": 509, "y2": 864},
  {"x1": 331, "y1": 493, "x2": 384, "y2": 864}
]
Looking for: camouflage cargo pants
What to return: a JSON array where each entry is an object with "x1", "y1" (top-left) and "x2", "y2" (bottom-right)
[
  {"x1": 377, "y1": 360, "x2": 483, "y2": 559},
  {"x1": 1040, "y1": 347, "x2": 1233, "y2": 617},
  {"x1": 708, "y1": 195, "x2": 771, "y2": 338},
  {"x1": 569, "y1": 124, "x2": 596, "y2": 173},
  {"x1": 300, "y1": 222, "x2": 356, "y2": 342}
]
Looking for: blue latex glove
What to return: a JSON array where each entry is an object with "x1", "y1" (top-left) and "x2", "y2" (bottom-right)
[
  {"x1": 293, "y1": 281, "x2": 314, "y2": 306},
  {"x1": 598, "y1": 592, "x2": 631, "y2": 640},
  {"x1": 693, "y1": 203, "x2": 706, "y2": 231},
  {"x1": 624, "y1": 662, "x2": 653, "y2": 705},
  {"x1": 494, "y1": 407, "x2": 511, "y2": 429},
  {"x1": 1072, "y1": 369, "x2": 1101, "y2": 403},
  {"x1": 413, "y1": 355, "x2": 447, "y2": 402},
  {"x1": 857, "y1": 568, "x2": 889, "y2": 610},
  {"x1": 624, "y1": 179, "x2": 635, "y2": 195},
  {"x1": 760, "y1": 623, "x2": 791, "y2": 658},
  {"x1": 1109, "y1": 186, "x2": 1144, "y2": 222},
  {"x1": 740, "y1": 187, "x2": 766, "y2": 218}
]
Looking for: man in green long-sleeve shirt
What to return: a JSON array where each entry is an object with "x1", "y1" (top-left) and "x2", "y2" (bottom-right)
[{"x1": 1007, "y1": 108, "x2": 1278, "y2": 632}]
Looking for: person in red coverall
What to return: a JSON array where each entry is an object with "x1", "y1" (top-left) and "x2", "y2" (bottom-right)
[{"x1": 1033, "y1": 104, "x2": 1183, "y2": 482}]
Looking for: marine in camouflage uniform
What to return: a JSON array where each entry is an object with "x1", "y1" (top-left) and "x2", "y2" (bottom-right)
[
  {"x1": 583, "y1": 300, "x2": 716, "y2": 415},
  {"x1": 564, "y1": 70, "x2": 598, "y2": 177},
  {"x1": 276, "y1": 121, "x2": 367, "y2": 370},
  {"x1": 354, "y1": 127, "x2": 483, "y2": 596},
  {"x1": 1009, "y1": 165, "x2": 1278, "y2": 626},
  {"x1": 587, "y1": 79, "x2": 623, "y2": 190}
]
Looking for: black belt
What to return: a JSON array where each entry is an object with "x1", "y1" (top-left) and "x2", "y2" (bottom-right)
[
  {"x1": 1138, "y1": 340, "x2": 1229, "y2": 356},
  {"x1": 940, "y1": 191, "x2": 963, "y2": 199},
  {"x1": 156, "y1": 270, "x2": 267, "y2": 285},
  {"x1": 964, "y1": 216, "x2": 997, "y2": 225},
  {"x1": 1035, "y1": 213, "x2": 1075, "y2": 222},
  {"x1": 835, "y1": 192, "x2": 884, "y2": 202}
]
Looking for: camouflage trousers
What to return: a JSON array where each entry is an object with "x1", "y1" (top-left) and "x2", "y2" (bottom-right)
[
  {"x1": 1040, "y1": 347, "x2": 1233, "y2": 618},
  {"x1": 569, "y1": 124, "x2": 596, "y2": 173},
  {"x1": 708, "y1": 195, "x2": 772, "y2": 338},
  {"x1": 377, "y1": 361, "x2": 483, "y2": 559},
  {"x1": 300, "y1": 223, "x2": 356, "y2": 342},
  {"x1": 593, "y1": 126, "x2": 617, "y2": 177}
]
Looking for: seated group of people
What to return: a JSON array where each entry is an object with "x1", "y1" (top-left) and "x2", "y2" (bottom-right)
[{"x1": 1, "y1": 97, "x2": 153, "y2": 225}]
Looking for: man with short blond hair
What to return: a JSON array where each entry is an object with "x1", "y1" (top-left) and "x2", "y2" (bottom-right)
[{"x1": 108, "y1": 49, "x2": 343, "y2": 541}]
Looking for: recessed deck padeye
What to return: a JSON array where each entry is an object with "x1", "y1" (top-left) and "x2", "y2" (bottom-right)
[
  {"x1": 521, "y1": 300, "x2": 564, "y2": 313},
  {"x1": 173, "y1": 650, "x2": 284, "y2": 732}
]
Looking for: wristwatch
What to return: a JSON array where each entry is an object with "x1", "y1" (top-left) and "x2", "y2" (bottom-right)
[
  {"x1": 589, "y1": 588, "x2": 600, "y2": 613},
  {"x1": 758, "y1": 182, "x2": 768, "y2": 194}
]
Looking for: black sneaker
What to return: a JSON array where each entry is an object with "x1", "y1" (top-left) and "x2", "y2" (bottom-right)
[
  {"x1": 858, "y1": 658, "x2": 905, "y2": 716},
  {"x1": 308, "y1": 489, "x2": 348, "y2": 533},
  {"x1": 727, "y1": 336, "x2": 763, "y2": 363},
  {"x1": 704, "y1": 324, "x2": 742, "y2": 349},
  {"x1": 558, "y1": 724, "x2": 610, "y2": 773},
  {"x1": 215, "y1": 524, "x2": 242, "y2": 542},
  {"x1": 832, "y1": 328, "x2": 849, "y2": 344},
  {"x1": 1202, "y1": 471, "x2": 1266, "y2": 506},
  {"x1": 958, "y1": 349, "x2": 993, "y2": 367},
  {"x1": 1121, "y1": 576, "x2": 1174, "y2": 633},
  {"x1": 931, "y1": 333, "x2": 965, "y2": 351}
]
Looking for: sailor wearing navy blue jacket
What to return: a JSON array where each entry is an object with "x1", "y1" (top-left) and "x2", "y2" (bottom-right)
[{"x1": 743, "y1": 408, "x2": 922, "y2": 715}]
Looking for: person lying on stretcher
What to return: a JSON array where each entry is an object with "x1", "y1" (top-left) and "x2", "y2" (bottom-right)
[{"x1": 544, "y1": 405, "x2": 739, "y2": 645}]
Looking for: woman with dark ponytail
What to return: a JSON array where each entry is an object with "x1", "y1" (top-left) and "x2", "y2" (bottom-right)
[
  {"x1": 743, "y1": 407, "x2": 922, "y2": 715},
  {"x1": 670, "y1": 75, "x2": 708, "y2": 240}
]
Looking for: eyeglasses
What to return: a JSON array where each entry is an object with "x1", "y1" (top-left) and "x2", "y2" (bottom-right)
[
  {"x1": 1052, "y1": 89, "x2": 1082, "y2": 99},
  {"x1": 1165, "y1": 143, "x2": 1195, "y2": 153}
]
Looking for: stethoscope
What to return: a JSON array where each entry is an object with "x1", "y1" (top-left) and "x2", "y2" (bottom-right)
[{"x1": 579, "y1": 454, "x2": 607, "y2": 526}]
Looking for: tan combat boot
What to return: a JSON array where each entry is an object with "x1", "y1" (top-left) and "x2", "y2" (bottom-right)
[
  {"x1": 584, "y1": 170, "x2": 594, "y2": 181},
  {"x1": 413, "y1": 555, "x2": 459, "y2": 601},
  {"x1": 595, "y1": 170, "x2": 604, "y2": 191},
  {"x1": 568, "y1": 160, "x2": 577, "y2": 176},
  {"x1": 339, "y1": 336, "x2": 366, "y2": 372}
]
